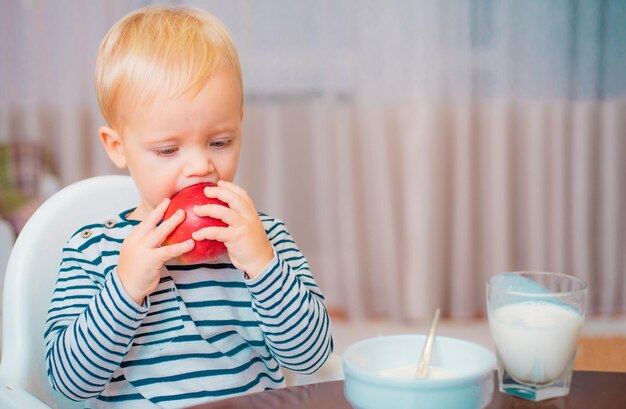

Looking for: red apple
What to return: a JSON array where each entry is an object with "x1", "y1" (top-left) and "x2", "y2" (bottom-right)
[{"x1": 163, "y1": 182, "x2": 228, "y2": 264}]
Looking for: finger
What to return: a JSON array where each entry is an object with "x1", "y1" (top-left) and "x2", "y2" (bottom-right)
[
  {"x1": 158, "y1": 238, "x2": 195, "y2": 261},
  {"x1": 204, "y1": 184, "x2": 252, "y2": 215},
  {"x1": 191, "y1": 226, "x2": 229, "y2": 243},
  {"x1": 134, "y1": 198, "x2": 171, "y2": 236},
  {"x1": 193, "y1": 203, "x2": 239, "y2": 225},
  {"x1": 203, "y1": 184, "x2": 244, "y2": 210},
  {"x1": 147, "y1": 208, "x2": 186, "y2": 247},
  {"x1": 217, "y1": 180, "x2": 249, "y2": 199}
]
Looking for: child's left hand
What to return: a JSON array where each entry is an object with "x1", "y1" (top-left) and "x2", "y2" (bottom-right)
[{"x1": 191, "y1": 180, "x2": 274, "y2": 278}]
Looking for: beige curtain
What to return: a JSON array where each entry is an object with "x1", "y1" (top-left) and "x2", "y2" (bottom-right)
[
  {"x1": 240, "y1": 100, "x2": 626, "y2": 320},
  {"x1": 2, "y1": 0, "x2": 625, "y2": 319}
]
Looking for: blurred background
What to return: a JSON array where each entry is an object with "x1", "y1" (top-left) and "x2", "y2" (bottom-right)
[{"x1": 1, "y1": 0, "x2": 625, "y2": 337}]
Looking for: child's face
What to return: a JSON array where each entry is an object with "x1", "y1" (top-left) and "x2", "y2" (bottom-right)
[{"x1": 102, "y1": 68, "x2": 243, "y2": 220}]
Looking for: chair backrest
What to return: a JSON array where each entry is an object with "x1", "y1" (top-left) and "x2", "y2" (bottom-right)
[
  {"x1": 0, "y1": 219, "x2": 15, "y2": 317},
  {"x1": 0, "y1": 175, "x2": 139, "y2": 408}
]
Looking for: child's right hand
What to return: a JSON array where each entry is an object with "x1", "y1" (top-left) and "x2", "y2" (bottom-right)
[{"x1": 117, "y1": 198, "x2": 194, "y2": 305}]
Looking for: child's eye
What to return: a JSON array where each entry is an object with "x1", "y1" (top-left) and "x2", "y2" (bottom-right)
[
  {"x1": 210, "y1": 139, "x2": 232, "y2": 149},
  {"x1": 154, "y1": 147, "x2": 179, "y2": 157}
]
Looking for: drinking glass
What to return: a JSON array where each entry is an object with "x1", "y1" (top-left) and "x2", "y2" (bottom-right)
[{"x1": 486, "y1": 271, "x2": 587, "y2": 401}]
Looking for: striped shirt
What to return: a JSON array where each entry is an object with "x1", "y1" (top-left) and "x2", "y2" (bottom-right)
[{"x1": 44, "y1": 209, "x2": 333, "y2": 408}]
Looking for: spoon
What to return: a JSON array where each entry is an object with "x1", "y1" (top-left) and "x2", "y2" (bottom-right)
[{"x1": 416, "y1": 308, "x2": 441, "y2": 378}]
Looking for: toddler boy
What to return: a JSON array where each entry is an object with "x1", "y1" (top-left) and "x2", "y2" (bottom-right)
[{"x1": 44, "y1": 6, "x2": 332, "y2": 408}]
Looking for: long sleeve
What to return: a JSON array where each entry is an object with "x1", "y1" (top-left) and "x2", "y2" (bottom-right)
[
  {"x1": 44, "y1": 246, "x2": 148, "y2": 401},
  {"x1": 245, "y1": 217, "x2": 333, "y2": 374}
]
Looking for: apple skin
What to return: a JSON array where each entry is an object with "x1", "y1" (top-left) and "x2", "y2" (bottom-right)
[{"x1": 163, "y1": 182, "x2": 228, "y2": 264}]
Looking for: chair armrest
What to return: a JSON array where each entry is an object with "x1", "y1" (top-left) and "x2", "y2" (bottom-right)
[{"x1": 0, "y1": 383, "x2": 51, "y2": 409}]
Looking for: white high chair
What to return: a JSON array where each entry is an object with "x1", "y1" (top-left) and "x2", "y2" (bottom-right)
[
  {"x1": 0, "y1": 175, "x2": 140, "y2": 408},
  {"x1": 0, "y1": 219, "x2": 14, "y2": 279},
  {"x1": 0, "y1": 174, "x2": 343, "y2": 408},
  {"x1": 0, "y1": 217, "x2": 15, "y2": 292},
  {"x1": 0, "y1": 218, "x2": 16, "y2": 346}
]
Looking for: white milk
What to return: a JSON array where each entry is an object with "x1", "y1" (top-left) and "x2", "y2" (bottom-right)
[
  {"x1": 379, "y1": 365, "x2": 457, "y2": 380},
  {"x1": 489, "y1": 302, "x2": 583, "y2": 384}
]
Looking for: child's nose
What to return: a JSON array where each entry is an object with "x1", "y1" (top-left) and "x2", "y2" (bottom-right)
[{"x1": 184, "y1": 151, "x2": 214, "y2": 176}]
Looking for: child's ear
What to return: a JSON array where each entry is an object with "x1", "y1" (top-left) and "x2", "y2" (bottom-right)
[{"x1": 99, "y1": 126, "x2": 127, "y2": 169}]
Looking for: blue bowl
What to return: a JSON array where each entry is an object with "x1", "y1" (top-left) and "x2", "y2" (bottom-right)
[{"x1": 343, "y1": 335, "x2": 496, "y2": 409}]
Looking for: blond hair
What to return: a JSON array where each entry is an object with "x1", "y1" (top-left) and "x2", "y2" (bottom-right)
[{"x1": 95, "y1": 6, "x2": 242, "y2": 130}]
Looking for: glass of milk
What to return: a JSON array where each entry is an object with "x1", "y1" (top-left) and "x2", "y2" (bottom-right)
[{"x1": 487, "y1": 271, "x2": 587, "y2": 401}]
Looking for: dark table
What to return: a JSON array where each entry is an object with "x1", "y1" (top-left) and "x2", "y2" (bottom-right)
[{"x1": 188, "y1": 371, "x2": 626, "y2": 408}]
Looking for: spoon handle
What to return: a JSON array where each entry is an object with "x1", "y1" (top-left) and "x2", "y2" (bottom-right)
[{"x1": 416, "y1": 308, "x2": 441, "y2": 378}]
